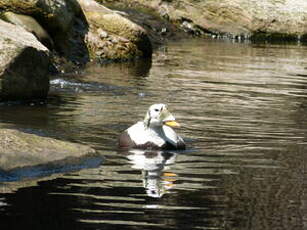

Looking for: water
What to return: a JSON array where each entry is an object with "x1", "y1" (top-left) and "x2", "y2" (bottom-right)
[{"x1": 0, "y1": 39, "x2": 307, "y2": 230}]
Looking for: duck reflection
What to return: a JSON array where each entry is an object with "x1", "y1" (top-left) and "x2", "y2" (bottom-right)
[{"x1": 125, "y1": 150, "x2": 178, "y2": 198}]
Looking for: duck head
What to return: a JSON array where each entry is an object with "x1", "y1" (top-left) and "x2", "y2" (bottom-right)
[{"x1": 144, "y1": 104, "x2": 180, "y2": 128}]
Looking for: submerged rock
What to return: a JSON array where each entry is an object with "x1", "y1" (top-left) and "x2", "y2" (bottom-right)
[
  {"x1": 0, "y1": 19, "x2": 50, "y2": 101},
  {"x1": 0, "y1": 129, "x2": 97, "y2": 172}
]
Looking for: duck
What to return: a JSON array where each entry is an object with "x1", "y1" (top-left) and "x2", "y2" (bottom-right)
[{"x1": 118, "y1": 104, "x2": 185, "y2": 150}]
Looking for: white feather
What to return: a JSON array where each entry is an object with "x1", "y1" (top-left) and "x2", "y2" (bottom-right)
[
  {"x1": 127, "y1": 122, "x2": 166, "y2": 147},
  {"x1": 127, "y1": 121, "x2": 183, "y2": 147},
  {"x1": 162, "y1": 126, "x2": 184, "y2": 146}
]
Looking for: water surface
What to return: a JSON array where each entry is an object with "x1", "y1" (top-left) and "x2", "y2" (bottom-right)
[{"x1": 0, "y1": 39, "x2": 307, "y2": 230}]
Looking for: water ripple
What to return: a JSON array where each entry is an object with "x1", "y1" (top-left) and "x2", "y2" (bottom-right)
[{"x1": 1, "y1": 39, "x2": 307, "y2": 230}]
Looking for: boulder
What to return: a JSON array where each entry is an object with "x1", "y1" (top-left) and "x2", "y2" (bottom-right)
[
  {"x1": 0, "y1": 0, "x2": 153, "y2": 65},
  {"x1": 0, "y1": 129, "x2": 98, "y2": 172},
  {"x1": 1, "y1": 11, "x2": 54, "y2": 49},
  {"x1": 77, "y1": 0, "x2": 152, "y2": 60},
  {"x1": 0, "y1": 0, "x2": 79, "y2": 35},
  {"x1": 104, "y1": 0, "x2": 307, "y2": 40},
  {"x1": 0, "y1": 0, "x2": 80, "y2": 55},
  {"x1": 0, "y1": 19, "x2": 50, "y2": 101}
]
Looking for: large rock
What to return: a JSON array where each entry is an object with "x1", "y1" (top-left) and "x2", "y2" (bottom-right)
[
  {"x1": 104, "y1": 0, "x2": 307, "y2": 40},
  {"x1": 77, "y1": 0, "x2": 152, "y2": 60},
  {"x1": 0, "y1": 0, "x2": 153, "y2": 65},
  {"x1": 0, "y1": 129, "x2": 98, "y2": 172},
  {"x1": 0, "y1": 0, "x2": 80, "y2": 55},
  {"x1": 0, "y1": 19, "x2": 50, "y2": 101},
  {"x1": 0, "y1": 0, "x2": 79, "y2": 35},
  {"x1": 1, "y1": 11, "x2": 54, "y2": 49}
]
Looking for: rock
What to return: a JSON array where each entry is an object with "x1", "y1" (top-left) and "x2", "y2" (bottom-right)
[
  {"x1": 97, "y1": 1, "x2": 188, "y2": 48},
  {"x1": 77, "y1": 0, "x2": 152, "y2": 60},
  {"x1": 0, "y1": 0, "x2": 81, "y2": 55},
  {"x1": 103, "y1": 0, "x2": 307, "y2": 41},
  {"x1": 0, "y1": 129, "x2": 99, "y2": 180},
  {"x1": 97, "y1": 28, "x2": 108, "y2": 38},
  {"x1": 0, "y1": 0, "x2": 79, "y2": 35},
  {"x1": 0, "y1": 0, "x2": 153, "y2": 66},
  {"x1": 1, "y1": 11, "x2": 54, "y2": 49},
  {"x1": 0, "y1": 19, "x2": 50, "y2": 101}
]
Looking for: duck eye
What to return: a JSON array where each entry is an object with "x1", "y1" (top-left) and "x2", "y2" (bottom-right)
[{"x1": 154, "y1": 108, "x2": 159, "y2": 112}]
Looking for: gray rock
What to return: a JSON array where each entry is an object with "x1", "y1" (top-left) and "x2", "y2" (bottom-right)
[{"x1": 0, "y1": 19, "x2": 50, "y2": 101}]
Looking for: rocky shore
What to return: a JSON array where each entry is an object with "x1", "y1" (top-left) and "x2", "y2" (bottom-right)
[
  {"x1": 0, "y1": 0, "x2": 155, "y2": 178},
  {"x1": 2, "y1": 0, "x2": 306, "y2": 102},
  {"x1": 101, "y1": 0, "x2": 307, "y2": 41},
  {"x1": 0, "y1": 0, "x2": 153, "y2": 102}
]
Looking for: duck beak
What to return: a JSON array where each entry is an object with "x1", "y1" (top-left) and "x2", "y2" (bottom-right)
[
  {"x1": 162, "y1": 112, "x2": 181, "y2": 128},
  {"x1": 164, "y1": 120, "x2": 181, "y2": 128}
]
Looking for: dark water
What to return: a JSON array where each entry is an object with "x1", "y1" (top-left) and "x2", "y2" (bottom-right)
[{"x1": 0, "y1": 39, "x2": 307, "y2": 230}]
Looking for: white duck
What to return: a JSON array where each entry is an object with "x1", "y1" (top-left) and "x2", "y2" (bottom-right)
[{"x1": 118, "y1": 104, "x2": 185, "y2": 150}]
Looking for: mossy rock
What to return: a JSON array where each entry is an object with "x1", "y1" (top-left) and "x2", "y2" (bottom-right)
[{"x1": 77, "y1": 0, "x2": 152, "y2": 60}]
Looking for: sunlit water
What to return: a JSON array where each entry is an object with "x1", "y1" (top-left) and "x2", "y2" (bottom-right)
[{"x1": 0, "y1": 39, "x2": 307, "y2": 230}]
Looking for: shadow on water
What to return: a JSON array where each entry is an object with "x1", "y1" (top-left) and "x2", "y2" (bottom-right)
[
  {"x1": 0, "y1": 157, "x2": 103, "y2": 183},
  {"x1": 0, "y1": 39, "x2": 307, "y2": 229}
]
